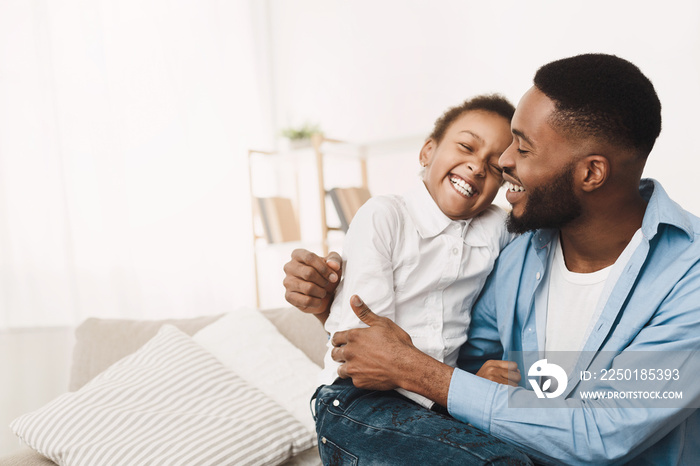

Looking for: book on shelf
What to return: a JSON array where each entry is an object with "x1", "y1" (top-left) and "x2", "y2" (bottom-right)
[
  {"x1": 254, "y1": 197, "x2": 301, "y2": 243},
  {"x1": 328, "y1": 187, "x2": 371, "y2": 232}
]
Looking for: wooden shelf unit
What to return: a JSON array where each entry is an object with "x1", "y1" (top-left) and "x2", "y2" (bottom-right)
[{"x1": 247, "y1": 135, "x2": 370, "y2": 307}]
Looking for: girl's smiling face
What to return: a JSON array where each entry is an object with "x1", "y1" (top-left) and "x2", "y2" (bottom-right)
[{"x1": 420, "y1": 110, "x2": 512, "y2": 220}]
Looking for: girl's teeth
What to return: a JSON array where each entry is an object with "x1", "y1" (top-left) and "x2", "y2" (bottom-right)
[
  {"x1": 450, "y1": 176, "x2": 474, "y2": 197},
  {"x1": 506, "y1": 181, "x2": 525, "y2": 193}
]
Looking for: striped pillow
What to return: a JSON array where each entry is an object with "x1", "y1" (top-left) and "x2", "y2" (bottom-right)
[{"x1": 10, "y1": 325, "x2": 315, "y2": 466}]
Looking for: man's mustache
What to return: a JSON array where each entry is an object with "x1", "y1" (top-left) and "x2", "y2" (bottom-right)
[{"x1": 501, "y1": 167, "x2": 520, "y2": 183}]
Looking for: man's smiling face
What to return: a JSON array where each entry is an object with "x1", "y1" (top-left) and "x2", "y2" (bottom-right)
[{"x1": 499, "y1": 87, "x2": 583, "y2": 234}]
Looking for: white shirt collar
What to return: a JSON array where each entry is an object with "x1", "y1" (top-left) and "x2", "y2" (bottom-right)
[
  {"x1": 403, "y1": 180, "x2": 477, "y2": 240},
  {"x1": 402, "y1": 180, "x2": 498, "y2": 248}
]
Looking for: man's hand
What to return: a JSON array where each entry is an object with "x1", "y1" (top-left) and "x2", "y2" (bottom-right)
[
  {"x1": 283, "y1": 249, "x2": 342, "y2": 323},
  {"x1": 330, "y1": 295, "x2": 414, "y2": 390},
  {"x1": 331, "y1": 295, "x2": 454, "y2": 407},
  {"x1": 476, "y1": 360, "x2": 521, "y2": 387}
]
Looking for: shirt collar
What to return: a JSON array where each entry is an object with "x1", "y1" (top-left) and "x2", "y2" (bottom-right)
[
  {"x1": 639, "y1": 178, "x2": 695, "y2": 241},
  {"x1": 531, "y1": 178, "x2": 695, "y2": 250},
  {"x1": 403, "y1": 180, "x2": 454, "y2": 239}
]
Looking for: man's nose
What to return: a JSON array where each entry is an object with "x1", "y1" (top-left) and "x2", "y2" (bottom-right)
[{"x1": 499, "y1": 142, "x2": 517, "y2": 170}]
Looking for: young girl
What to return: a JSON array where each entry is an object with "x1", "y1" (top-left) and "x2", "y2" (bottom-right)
[{"x1": 319, "y1": 95, "x2": 516, "y2": 408}]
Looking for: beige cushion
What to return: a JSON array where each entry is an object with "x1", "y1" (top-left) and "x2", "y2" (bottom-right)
[
  {"x1": 68, "y1": 308, "x2": 327, "y2": 391},
  {"x1": 68, "y1": 314, "x2": 223, "y2": 391},
  {"x1": 259, "y1": 307, "x2": 327, "y2": 367}
]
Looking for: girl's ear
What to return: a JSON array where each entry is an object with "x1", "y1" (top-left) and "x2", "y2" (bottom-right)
[{"x1": 420, "y1": 139, "x2": 435, "y2": 167}]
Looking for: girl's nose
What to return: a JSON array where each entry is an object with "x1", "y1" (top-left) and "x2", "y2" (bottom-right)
[{"x1": 467, "y1": 160, "x2": 486, "y2": 177}]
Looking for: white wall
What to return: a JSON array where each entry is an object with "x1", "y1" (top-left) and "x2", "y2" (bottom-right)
[
  {"x1": 266, "y1": 0, "x2": 700, "y2": 215},
  {"x1": 0, "y1": 328, "x2": 74, "y2": 455},
  {"x1": 1, "y1": 1, "x2": 698, "y2": 319},
  {"x1": 0, "y1": 0, "x2": 269, "y2": 326}
]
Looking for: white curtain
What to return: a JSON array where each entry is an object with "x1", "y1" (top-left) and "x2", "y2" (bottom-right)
[{"x1": 0, "y1": 0, "x2": 266, "y2": 328}]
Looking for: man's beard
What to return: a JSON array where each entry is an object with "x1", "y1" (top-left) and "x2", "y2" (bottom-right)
[{"x1": 506, "y1": 164, "x2": 583, "y2": 234}]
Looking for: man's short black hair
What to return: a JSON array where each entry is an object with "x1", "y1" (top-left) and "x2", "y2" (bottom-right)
[{"x1": 534, "y1": 53, "x2": 662, "y2": 157}]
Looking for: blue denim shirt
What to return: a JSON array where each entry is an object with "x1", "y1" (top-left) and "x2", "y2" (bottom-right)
[{"x1": 448, "y1": 179, "x2": 700, "y2": 465}]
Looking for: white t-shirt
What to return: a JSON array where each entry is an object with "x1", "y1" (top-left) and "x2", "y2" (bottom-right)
[
  {"x1": 320, "y1": 181, "x2": 513, "y2": 407},
  {"x1": 545, "y1": 237, "x2": 611, "y2": 354},
  {"x1": 545, "y1": 238, "x2": 611, "y2": 374},
  {"x1": 543, "y1": 230, "x2": 643, "y2": 375}
]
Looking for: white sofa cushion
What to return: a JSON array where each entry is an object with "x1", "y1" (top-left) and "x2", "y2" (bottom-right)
[{"x1": 193, "y1": 308, "x2": 322, "y2": 434}]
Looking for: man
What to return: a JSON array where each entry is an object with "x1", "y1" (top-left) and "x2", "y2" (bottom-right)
[{"x1": 283, "y1": 54, "x2": 700, "y2": 464}]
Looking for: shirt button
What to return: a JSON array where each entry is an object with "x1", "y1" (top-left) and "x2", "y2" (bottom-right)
[
  {"x1": 536, "y1": 272, "x2": 541, "y2": 280},
  {"x1": 332, "y1": 399, "x2": 340, "y2": 407},
  {"x1": 452, "y1": 248, "x2": 459, "y2": 255}
]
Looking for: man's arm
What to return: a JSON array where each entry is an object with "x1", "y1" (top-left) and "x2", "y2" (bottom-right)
[
  {"x1": 282, "y1": 249, "x2": 342, "y2": 324},
  {"x1": 329, "y1": 294, "x2": 519, "y2": 407},
  {"x1": 329, "y1": 278, "x2": 521, "y2": 407}
]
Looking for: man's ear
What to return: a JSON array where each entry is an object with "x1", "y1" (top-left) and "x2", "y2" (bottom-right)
[{"x1": 579, "y1": 155, "x2": 609, "y2": 192}]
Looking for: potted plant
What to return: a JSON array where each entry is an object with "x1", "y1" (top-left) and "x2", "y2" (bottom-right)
[{"x1": 279, "y1": 123, "x2": 323, "y2": 150}]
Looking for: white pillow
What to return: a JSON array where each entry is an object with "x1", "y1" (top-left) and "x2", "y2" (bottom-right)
[
  {"x1": 11, "y1": 325, "x2": 315, "y2": 466},
  {"x1": 193, "y1": 308, "x2": 321, "y2": 434}
]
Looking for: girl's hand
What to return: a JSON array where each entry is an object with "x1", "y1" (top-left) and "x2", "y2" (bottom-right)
[{"x1": 476, "y1": 360, "x2": 521, "y2": 386}]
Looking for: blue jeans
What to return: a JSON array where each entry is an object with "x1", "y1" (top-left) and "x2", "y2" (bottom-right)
[{"x1": 312, "y1": 379, "x2": 532, "y2": 465}]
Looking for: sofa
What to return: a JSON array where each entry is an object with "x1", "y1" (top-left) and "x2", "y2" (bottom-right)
[{"x1": 1, "y1": 307, "x2": 328, "y2": 466}]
